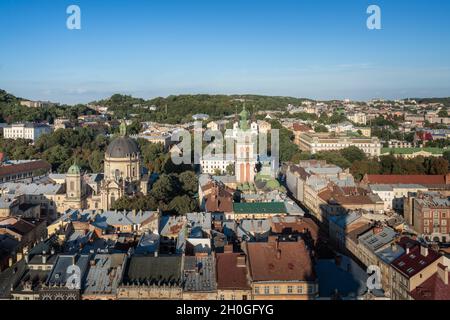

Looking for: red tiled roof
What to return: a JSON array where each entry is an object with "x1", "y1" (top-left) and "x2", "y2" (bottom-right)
[
  {"x1": 410, "y1": 271, "x2": 450, "y2": 300},
  {"x1": 289, "y1": 165, "x2": 310, "y2": 180},
  {"x1": 246, "y1": 239, "x2": 315, "y2": 282},
  {"x1": 0, "y1": 160, "x2": 51, "y2": 178},
  {"x1": 216, "y1": 253, "x2": 251, "y2": 290},
  {"x1": 270, "y1": 217, "x2": 319, "y2": 242},
  {"x1": 363, "y1": 174, "x2": 448, "y2": 185},
  {"x1": 205, "y1": 186, "x2": 233, "y2": 213},
  {"x1": 318, "y1": 184, "x2": 380, "y2": 205},
  {"x1": 391, "y1": 244, "x2": 440, "y2": 278},
  {"x1": 293, "y1": 123, "x2": 312, "y2": 132}
]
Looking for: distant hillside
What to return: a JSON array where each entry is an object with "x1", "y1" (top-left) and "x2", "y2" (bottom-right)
[
  {"x1": 92, "y1": 93, "x2": 313, "y2": 123},
  {"x1": 410, "y1": 97, "x2": 450, "y2": 108},
  {"x1": 0, "y1": 89, "x2": 96, "y2": 124},
  {"x1": 0, "y1": 89, "x2": 21, "y2": 104}
]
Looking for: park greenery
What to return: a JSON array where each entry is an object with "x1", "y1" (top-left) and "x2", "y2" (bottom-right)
[{"x1": 295, "y1": 146, "x2": 449, "y2": 181}]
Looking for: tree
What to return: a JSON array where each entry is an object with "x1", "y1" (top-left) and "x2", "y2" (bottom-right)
[
  {"x1": 443, "y1": 150, "x2": 450, "y2": 163},
  {"x1": 151, "y1": 174, "x2": 176, "y2": 203},
  {"x1": 169, "y1": 195, "x2": 197, "y2": 215},
  {"x1": 426, "y1": 157, "x2": 449, "y2": 175},
  {"x1": 350, "y1": 160, "x2": 381, "y2": 181},
  {"x1": 128, "y1": 121, "x2": 142, "y2": 135},
  {"x1": 315, "y1": 151, "x2": 351, "y2": 169},
  {"x1": 179, "y1": 171, "x2": 198, "y2": 195},
  {"x1": 438, "y1": 109, "x2": 448, "y2": 118},
  {"x1": 340, "y1": 146, "x2": 367, "y2": 163},
  {"x1": 226, "y1": 163, "x2": 235, "y2": 176},
  {"x1": 88, "y1": 150, "x2": 104, "y2": 173},
  {"x1": 314, "y1": 125, "x2": 329, "y2": 133},
  {"x1": 379, "y1": 155, "x2": 396, "y2": 174}
]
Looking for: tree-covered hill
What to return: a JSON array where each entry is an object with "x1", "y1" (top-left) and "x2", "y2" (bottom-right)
[
  {"x1": 0, "y1": 89, "x2": 97, "y2": 124},
  {"x1": 92, "y1": 94, "x2": 313, "y2": 123}
]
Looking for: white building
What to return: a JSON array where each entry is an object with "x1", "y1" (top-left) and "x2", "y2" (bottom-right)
[
  {"x1": 348, "y1": 112, "x2": 367, "y2": 125},
  {"x1": 298, "y1": 132, "x2": 382, "y2": 157},
  {"x1": 3, "y1": 123, "x2": 52, "y2": 141},
  {"x1": 20, "y1": 100, "x2": 56, "y2": 108},
  {"x1": 200, "y1": 107, "x2": 261, "y2": 182},
  {"x1": 200, "y1": 155, "x2": 234, "y2": 175},
  {"x1": 369, "y1": 184, "x2": 428, "y2": 211}
]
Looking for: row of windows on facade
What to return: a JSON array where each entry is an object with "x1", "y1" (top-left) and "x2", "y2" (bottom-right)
[
  {"x1": 253, "y1": 285, "x2": 314, "y2": 295},
  {"x1": 423, "y1": 219, "x2": 448, "y2": 226},
  {"x1": 0, "y1": 171, "x2": 35, "y2": 182},
  {"x1": 423, "y1": 212, "x2": 449, "y2": 218},
  {"x1": 423, "y1": 227, "x2": 448, "y2": 235}
]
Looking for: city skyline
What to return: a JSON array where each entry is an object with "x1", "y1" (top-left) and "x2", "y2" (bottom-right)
[{"x1": 1, "y1": 0, "x2": 450, "y2": 104}]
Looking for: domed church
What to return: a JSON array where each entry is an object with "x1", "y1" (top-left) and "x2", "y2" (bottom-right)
[{"x1": 62, "y1": 122, "x2": 150, "y2": 211}]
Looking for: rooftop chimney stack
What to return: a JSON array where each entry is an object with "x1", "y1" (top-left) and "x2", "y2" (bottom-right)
[
  {"x1": 420, "y1": 246, "x2": 429, "y2": 257},
  {"x1": 437, "y1": 264, "x2": 449, "y2": 285},
  {"x1": 236, "y1": 255, "x2": 246, "y2": 267},
  {"x1": 276, "y1": 249, "x2": 282, "y2": 260},
  {"x1": 224, "y1": 244, "x2": 233, "y2": 253}
]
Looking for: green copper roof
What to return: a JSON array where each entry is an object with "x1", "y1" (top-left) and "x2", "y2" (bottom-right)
[
  {"x1": 239, "y1": 106, "x2": 250, "y2": 130},
  {"x1": 381, "y1": 147, "x2": 445, "y2": 155},
  {"x1": 233, "y1": 202, "x2": 287, "y2": 214},
  {"x1": 67, "y1": 162, "x2": 81, "y2": 175},
  {"x1": 119, "y1": 121, "x2": 127, "y2": 136},
  {"x1": 239, "y1": 106, "x2": 249, "y2": 120}
]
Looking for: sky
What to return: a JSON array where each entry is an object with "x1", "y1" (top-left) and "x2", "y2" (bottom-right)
[{"x1": 0, "y1": 0, "x2": 450, "y2": 104}]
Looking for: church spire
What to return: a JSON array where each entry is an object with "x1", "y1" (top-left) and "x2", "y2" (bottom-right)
[{"x1": 119, "y1": 121, "x2": 127, "y2": 136}]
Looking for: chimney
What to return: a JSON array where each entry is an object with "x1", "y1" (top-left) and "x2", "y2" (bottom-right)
[
  {"x1": 373, "y1": 225, "x2": 383, "y2": 235},
  {"x1": 445, "y1": 173, "x2": 450, "y2": 185},
  {"x1": 236, "y1": 255, "x2": 246, "y2": 267},
  {"x1": 276, "y1": 249, "x2": 282, "y2": 260},
  {"x1": 224, "y1": 244, "x2": 233, "y2": 253},
  {"x1": 154, "y1": 251, "x2": 158, "y2": 258},
  {"x1": 406, "y1": 247, "x2": 410, "y2": 255},
  {"x1": 8, "y1": 257, "x2": 13, "y2": 267},
  {"x1": 25, "y1": 254, "x2": 29, "y2": 263},
  {"x1": 437, "y1": 264, "x2": 449, "y2": 285},
  {"x1": 420, "y1": 246, "x2": 429, "y2": 257}
]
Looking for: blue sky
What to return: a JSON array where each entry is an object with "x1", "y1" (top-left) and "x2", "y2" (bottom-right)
[{"x1": 0, "y1": 0, "x2": 449, "y2": 104}]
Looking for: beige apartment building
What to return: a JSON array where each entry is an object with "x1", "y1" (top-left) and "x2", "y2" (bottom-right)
[{"x1": 297, "y1": 132, "x2": 381, "y2": 157}]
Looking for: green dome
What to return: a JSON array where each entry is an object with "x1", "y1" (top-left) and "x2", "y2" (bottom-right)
[
  {"x1": 239, "y1": 107, "x2": 249, "y2": 120},
  {"x1": 67, "y1": 163, "x2": 81, "y2": 175}
]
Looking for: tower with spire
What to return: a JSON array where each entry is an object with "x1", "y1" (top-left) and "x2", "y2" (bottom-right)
[
  {"x1": 65, "y1": 160, "x2": 83, "y2": 209},
  {"x1": 234, "y1": 105, "x2": 258, "y2": 183}
]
